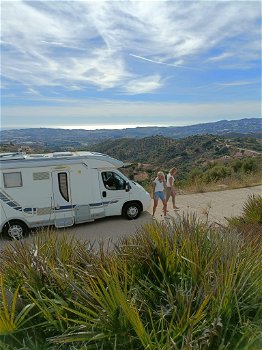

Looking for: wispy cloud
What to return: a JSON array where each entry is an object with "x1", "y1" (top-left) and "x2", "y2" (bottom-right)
[
  {"x1": 1, "y1": 0, "x2": 261, "y2": 95},
  {"x1": 24, "y1": 87, "x2": 40, "y2": 95},
  {"x1": 215, "y1": 81, "x2": 259, "y2": 87},
  {"x1": 124, "y1": 75, "x2": 163, "y2": 94},
  {"x1": 207, "y1": 52, "x2": 234, "y2": 62},
  {"x1": 129, "y1": 54, "x2": 198, "y2": 70}
]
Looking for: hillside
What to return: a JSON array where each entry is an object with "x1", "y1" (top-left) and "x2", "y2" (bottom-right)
[
  {"x1": 1, "y1": 132, "x2": 261, "y2": 185},
  {"x1": 90, "y1": 133, "x2": 262, "y2": 159},
  {"x1": 1, "y1": 118, "x2": 261, "y2": 151},
  {"x1": 1, "y1": 120, "x2": 261, "y2": 188},
  {"x1": 90, "y1": 135, "x2": 218, "y2": 168},
  {"x1": 89, "y1": 134, "x2": 261, "y2": 174}
]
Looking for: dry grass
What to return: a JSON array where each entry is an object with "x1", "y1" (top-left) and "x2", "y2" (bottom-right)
[{"x1": 180, "y1": 173, "x2": 262, "y2": 194}]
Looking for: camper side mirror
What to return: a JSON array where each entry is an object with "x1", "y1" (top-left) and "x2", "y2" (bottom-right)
[{"x1": 125, "y1": 182, "x2": 130, "y2": 192}]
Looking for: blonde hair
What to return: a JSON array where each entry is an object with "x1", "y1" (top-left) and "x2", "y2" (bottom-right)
[
  {"x1": 157, "y1": 171, "x2": 165, "y2": 177},
  {"x1": 169, "y1": 167, "x2": 177, "y2": 174}
]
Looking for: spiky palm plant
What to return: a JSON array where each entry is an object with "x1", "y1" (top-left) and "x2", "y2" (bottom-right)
[
  {"x1": 0, "y1": 213, "x2": 261, "y2": 349},
  {"x1": 227, "y1": 194, "x2": 262, "y2": 235}
]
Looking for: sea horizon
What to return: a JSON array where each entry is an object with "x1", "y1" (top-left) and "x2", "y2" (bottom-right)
[
  {"x1": 0, "y1": 123, "x2": 194, "y2": 131},
  {"x1": 1, "y1": 117, "x2": 259, "y2": 132}
]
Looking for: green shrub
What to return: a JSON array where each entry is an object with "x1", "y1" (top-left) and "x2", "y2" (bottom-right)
[
  {"x1": 0, "y1": 217, "x2": 261, "y2": 349},
  {"x1": 227, "y1": 195, "x2": 262, "y2": 236},
  {"x1": 242, "y1": 158, "x2": 258, "y2": 174},
  {"x1": 232, "y1": 159, "x2": 243, "y2": 173},
  {"x1": 188, "y1": 168, "x2": 203, "y2": 182},
  {"x1": 203, "y1": 165, "x2": 232, "y2": 183}
]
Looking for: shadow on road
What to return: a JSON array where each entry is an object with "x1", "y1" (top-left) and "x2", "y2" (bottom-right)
[{"x1": 0, "y1": 211, "x2": 153, "y2": 251}]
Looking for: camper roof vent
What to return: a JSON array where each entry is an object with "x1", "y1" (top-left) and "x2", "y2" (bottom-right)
[
  {"x1": 27, "y1": 154, "x2": 48, "y2": 158},
  {"x1": 52, "y1": 152, "x2": 73, "y2": 158},
  {"x1": 0, "y1": 152, "x2": 26, "y2": 160}
]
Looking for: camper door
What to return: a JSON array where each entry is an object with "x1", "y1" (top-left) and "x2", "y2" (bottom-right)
[
  {"x1": 51, "y1": 170, "x2": 74, "y2": 227},
  {"x1": 99, "y1": 170, "x2": 130, "y2": 216}
]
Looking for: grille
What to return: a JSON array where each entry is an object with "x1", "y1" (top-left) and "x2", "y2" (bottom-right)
[
  {"x1": 33, "y1": 172, "x2": 50, "y2": 180},
  {"x1": 37, "y1": 207, "x2": 52, "y2": 215}
]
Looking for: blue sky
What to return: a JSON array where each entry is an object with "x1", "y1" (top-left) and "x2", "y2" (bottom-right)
[{"x1": 1, "y1": 0, "x2": 261, "y2": 130}]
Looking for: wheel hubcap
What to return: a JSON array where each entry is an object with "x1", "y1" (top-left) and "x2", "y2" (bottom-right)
[
  {"x1": 127, "y1": 206, "x2": 138, "y2": 218},
  {"x1": 8, "y1": 225, "x2": 23, "y2": 239}
]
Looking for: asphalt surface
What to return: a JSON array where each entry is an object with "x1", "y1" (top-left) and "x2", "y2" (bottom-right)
[{"x1": 0, "y1": 185, "x2": 261, "y2": 250}]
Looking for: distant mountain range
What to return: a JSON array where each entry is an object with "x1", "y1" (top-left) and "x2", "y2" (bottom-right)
[{"x1": 1, "y1": 118, "x2": 261, "y2": 149}]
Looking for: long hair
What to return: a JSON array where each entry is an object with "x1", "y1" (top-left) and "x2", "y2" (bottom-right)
[
  {"x1": 157, "y1": 171, "x2": 165, "y2": 178},
  {"x1": 169, "y1": 167, "x2": 177, "y2": 174}
]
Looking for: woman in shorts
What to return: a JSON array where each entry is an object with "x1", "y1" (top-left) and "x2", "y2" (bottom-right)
[
  {"x1": 152, "y1": 171, "x2": 167, "y2": 219},
  {"x1": 166, "y1": 167, "x2": 179, "y2": 210}
]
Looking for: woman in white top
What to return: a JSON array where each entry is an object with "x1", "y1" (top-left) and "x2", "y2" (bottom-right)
[
  {"x1": 152, "y1": 171, "x2": 167, "y2": 218},
  {"x1": 166, "y1": 167, "x2": 179, "y2": 210}
]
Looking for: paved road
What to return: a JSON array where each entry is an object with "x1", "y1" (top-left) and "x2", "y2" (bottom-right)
[{"x1": 0, "y1": 185, "x2": 261, "y2": 250}]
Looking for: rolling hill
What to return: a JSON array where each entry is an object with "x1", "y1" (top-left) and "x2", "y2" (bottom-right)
[{"x1": 1, "y1": 118, "x2": 261, "y2": 151}]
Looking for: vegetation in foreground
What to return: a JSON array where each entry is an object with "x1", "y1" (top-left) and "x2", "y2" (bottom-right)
[
  {"x1": 0, "y1": 196, "x2": 261, "y2": 350},
  {"x1": 227, "y1": 194, "x2": 262, "y2": 236}
]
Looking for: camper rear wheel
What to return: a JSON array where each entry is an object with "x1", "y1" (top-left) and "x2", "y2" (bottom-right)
[
  {"x1": 123, "y1": 202, "x2": 141, "y2": 220},
  {"x1": 3, "y1": 220, "x2": 28, "y2": 240}
]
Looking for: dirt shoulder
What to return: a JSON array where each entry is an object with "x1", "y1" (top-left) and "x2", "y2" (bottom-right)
[{"x1": 162, "y1": 185, "x2": 262, "y2": 224}]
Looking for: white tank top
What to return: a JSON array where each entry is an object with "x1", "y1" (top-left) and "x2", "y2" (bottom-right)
[
  {"x1": 153, "y1": 178, "x2": 165, "y2": 192},
  {"x1": 166, "y1": 173, "x2": 174, "y2": 188}
]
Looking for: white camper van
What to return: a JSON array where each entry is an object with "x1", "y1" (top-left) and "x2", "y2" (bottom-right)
[{"x1": 0, "y1": 151, "x2": 151, "y2": 239}]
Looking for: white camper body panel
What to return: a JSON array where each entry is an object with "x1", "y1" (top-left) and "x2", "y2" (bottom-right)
[{"x1": 0, "y1": 152, "x2": 151, "y2": 237}]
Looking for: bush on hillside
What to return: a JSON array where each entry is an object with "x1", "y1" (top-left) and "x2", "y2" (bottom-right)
[
  {"x1": 202, "y1": 165, "x2": 232, "y2": 183},
  {"x1": 182, "y1": 157, "x2": 262, "y2": 191},
  {"x1": 241, "y1": 158, "x2": 258, "y2": 173}
]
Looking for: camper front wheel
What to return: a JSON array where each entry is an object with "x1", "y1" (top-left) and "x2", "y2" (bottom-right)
[
  {"x1": 3, "y1": 220, "x2": 28, "y2": 240},
  {"x1": 123, "y1": 202, "x2": 141, "y2": 220}
]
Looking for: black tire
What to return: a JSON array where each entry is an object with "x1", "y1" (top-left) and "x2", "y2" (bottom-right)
[
  {"x1": 123, "y1": 202, "x2": 141, "y2": 220},
  {"x1": 2, "y1": 220, "x2": 28, "y2": 240}
]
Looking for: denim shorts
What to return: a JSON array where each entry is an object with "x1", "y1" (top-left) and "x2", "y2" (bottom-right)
[{"x1": 154, "y1": 191, "x2": 166, "y2": 200}]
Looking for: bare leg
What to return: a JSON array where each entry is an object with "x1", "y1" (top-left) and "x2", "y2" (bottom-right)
[
  {"x1": 166, "y1": 188, "x2": 171, "y2": 203},
  {"x1": 171, "y1": 191, "x2": 179, "y2": 209},
  {"x1": 162, "y1": 199, "x2": 167, "y2": 216},
  {"x1": 163, "y1": 188, "x2": 170, "y2": 212},
  {"x1": 153, "y1": 198, "x2": 158, "y2": 216}
]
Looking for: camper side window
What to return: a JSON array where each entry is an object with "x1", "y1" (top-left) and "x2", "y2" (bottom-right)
[
  {"x1": 3, "y1": 172, "x2": 23, "y2": 188},
  {"x1": 58, "y1": 172, "x2": 69, "y2": 202},
  {"x1": 102, "y1": 172, "x2": 125, "y2": 190}
]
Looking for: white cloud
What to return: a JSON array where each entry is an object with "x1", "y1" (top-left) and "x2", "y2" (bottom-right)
[
  {"x1": 1, "y1": 0, "x2": 261, "y2": 94},
  {"x1": 24, "y1": 87, "x2": 40, "y2": 95},
  {"x1": 124, "y1": 75, "x2": 162, "y2": 94},
  {"x1": 207, "y1": 52, "x2": 234, "y2": 62},
  {"x1": 129, "y1": 54, "x2": 197, "y2": 70},
  {"x1": 215, "y1": 81, "x2": 259, "y2": 87}
]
